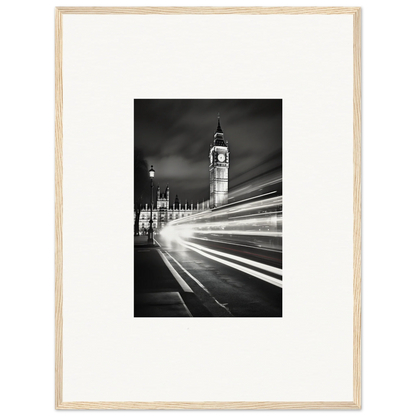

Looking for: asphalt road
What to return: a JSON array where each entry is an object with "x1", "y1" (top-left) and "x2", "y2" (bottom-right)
[{"x1": 154, "y1": 235, "x2": 282, "y2": 317}]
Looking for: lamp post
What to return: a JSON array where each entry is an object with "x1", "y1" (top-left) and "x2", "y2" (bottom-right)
[{"x1": 148, "y1": 165, "x2": 155, "y2": 244}]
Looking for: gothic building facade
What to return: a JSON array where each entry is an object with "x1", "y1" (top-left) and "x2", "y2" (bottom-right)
[
  {"x1": 134, "y1": 115, "x2": 230, "y2": 234},
  {"x1": 134, "y1": 185, "x2": 198, "y2": 235}
]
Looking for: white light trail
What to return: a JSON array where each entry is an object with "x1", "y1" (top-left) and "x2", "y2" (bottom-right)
[
  {"x1": 179, "y1": 238, "x2": 282, "y2": 277},
  {"x1": 160, "y1": 193, "x2": 283, "y2": 252},
  {"x1": 191, "y1": 236, "x2": 281, "y2": 254},
  {"x1": 219, "y1": 191, "x2": 278, "y2": 209},
  {"x1": 229, "y1": 211, "x2": 280, "y2": 220},
  {"x1": 195, "y1": 230, "x2": 282, "y2": 237},
  {"x1": 177, "y1": 239, "x2": 283, "y2": 288},
  {"x1": 168, "y1": 192, "x2": 281, "y2": 227}
]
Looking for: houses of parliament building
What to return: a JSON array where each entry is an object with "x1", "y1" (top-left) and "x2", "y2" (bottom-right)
[{"x1": 135, "y1": 115, "x2": 230, "y2": 234}]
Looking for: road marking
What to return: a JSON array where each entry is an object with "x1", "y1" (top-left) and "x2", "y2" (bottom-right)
[
  {"x1": 178, "y1": 239, "x2": 283, "y2": 289},
  {"x1": 164, "y1": 251, "x2": 233, "y2": 317},
  {"x1": 157, "y1": 250, "x2": 193, "y2": 293},
  {"x1": 178, "y1": 294, "x2": 193, "y2": 317}
]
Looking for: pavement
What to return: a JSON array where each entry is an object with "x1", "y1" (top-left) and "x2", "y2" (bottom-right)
[
  {"x1": 134, "y1": 235, "x2": 159, "y2": 248},
  {"x1": 134, "y1": 235, "x2": 211, "y2": 317}
]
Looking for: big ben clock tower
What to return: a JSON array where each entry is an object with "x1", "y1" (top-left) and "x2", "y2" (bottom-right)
[{"x1": 209, "y1": 114, "x2": 230, "y2": 208}]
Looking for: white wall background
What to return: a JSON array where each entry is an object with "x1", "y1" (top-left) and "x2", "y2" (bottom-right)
[{"x1": 62, "y1": 12, "x2": 353, "y2": 403}]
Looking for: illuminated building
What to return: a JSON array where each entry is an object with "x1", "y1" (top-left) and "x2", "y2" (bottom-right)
[
  {"x1": 135, "y1": 185, "x2": 197, "y2": 235},
  {"x1": 134, "y1": 115, "x2": 230, "y2": 234}
]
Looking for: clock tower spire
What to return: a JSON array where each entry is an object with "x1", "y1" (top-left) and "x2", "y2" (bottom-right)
[
  {"x1": 209, "y1": 114, "x2": 230, "y2": 208},
  {"x1": 216, "y1": 112, "x2": 223, "y2": 133}
]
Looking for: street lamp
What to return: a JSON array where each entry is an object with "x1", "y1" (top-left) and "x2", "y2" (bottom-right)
[{"x1": 148, "y1": 165, "x2": 155, "y2": 244}]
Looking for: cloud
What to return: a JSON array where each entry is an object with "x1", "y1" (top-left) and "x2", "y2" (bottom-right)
[
  {"x1": 134, "y1": 99, "x2": 282, "y2": 203},
  {"x1": 155, "y1": 155, "x2": 206, "y2": 180}
]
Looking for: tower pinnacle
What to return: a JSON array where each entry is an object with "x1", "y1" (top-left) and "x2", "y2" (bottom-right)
[{"x1": 216, "y1": 112, "x2": 223, "y2": 134}]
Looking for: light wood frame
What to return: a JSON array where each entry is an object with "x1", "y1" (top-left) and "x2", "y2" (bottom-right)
[{"x1": 55, "y1": 6, "x2": 361, "y2": 410}]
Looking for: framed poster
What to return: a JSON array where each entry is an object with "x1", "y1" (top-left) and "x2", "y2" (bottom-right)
[{"x1": 55, "y1": 7, "x2": 361, "y2": 409}]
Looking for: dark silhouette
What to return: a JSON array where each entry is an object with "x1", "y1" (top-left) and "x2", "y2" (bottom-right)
[{"x1": 134, "y1": 149, "x2": 149, "y2": 235}]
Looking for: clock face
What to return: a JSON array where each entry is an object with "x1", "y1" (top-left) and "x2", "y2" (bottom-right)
[{"x1": 218, "y1": 154, "x2": 225, "y2": 162}]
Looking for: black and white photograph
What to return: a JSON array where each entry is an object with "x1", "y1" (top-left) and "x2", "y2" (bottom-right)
[
  {"x1": 53, "y1": 9, "x2": 359, "y2": 406},
  {"x1": 134, "y1": 99, "x2": 282, "y2": 317}
]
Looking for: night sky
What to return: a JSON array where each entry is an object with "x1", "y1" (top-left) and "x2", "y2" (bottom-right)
[{"x1": 134, "y1": 99, "x2": 282, "y2": 204}]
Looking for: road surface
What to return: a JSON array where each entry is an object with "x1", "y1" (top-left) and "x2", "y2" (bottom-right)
[{"x1": 139, "y1": 234, "x2": 283, "y2": 317}]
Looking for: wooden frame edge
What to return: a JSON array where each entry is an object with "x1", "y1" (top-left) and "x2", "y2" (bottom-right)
[
  {"x1": 352, "y1": 7, "x2": 362, "y2": 410},
  {"x1": 57, "y1": 401, "x2": 360, "y2": 410},
  {"x1": 55, "y1": 6, "x2": 64, "y2": 410},
  {"x1": 54, "y1": 6, "x2": 362, "y2": 410},
  {"x1": 55, "y1": 6, "x2": 360, "y2": 15}
]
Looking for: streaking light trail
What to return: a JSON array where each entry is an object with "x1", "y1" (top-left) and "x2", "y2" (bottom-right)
[
  {"x1": 161, "y1": 192, "x2": 282, "y2": 252},
  {"x1": 178, "y1": 237, "x2": 282, "y2": 277},
  {"x1": 177, "y1": 237, "x2": 282, "y2": 288},
  {"x1": 159, "y1": 190, "x2": 283, "y2": 287}
]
